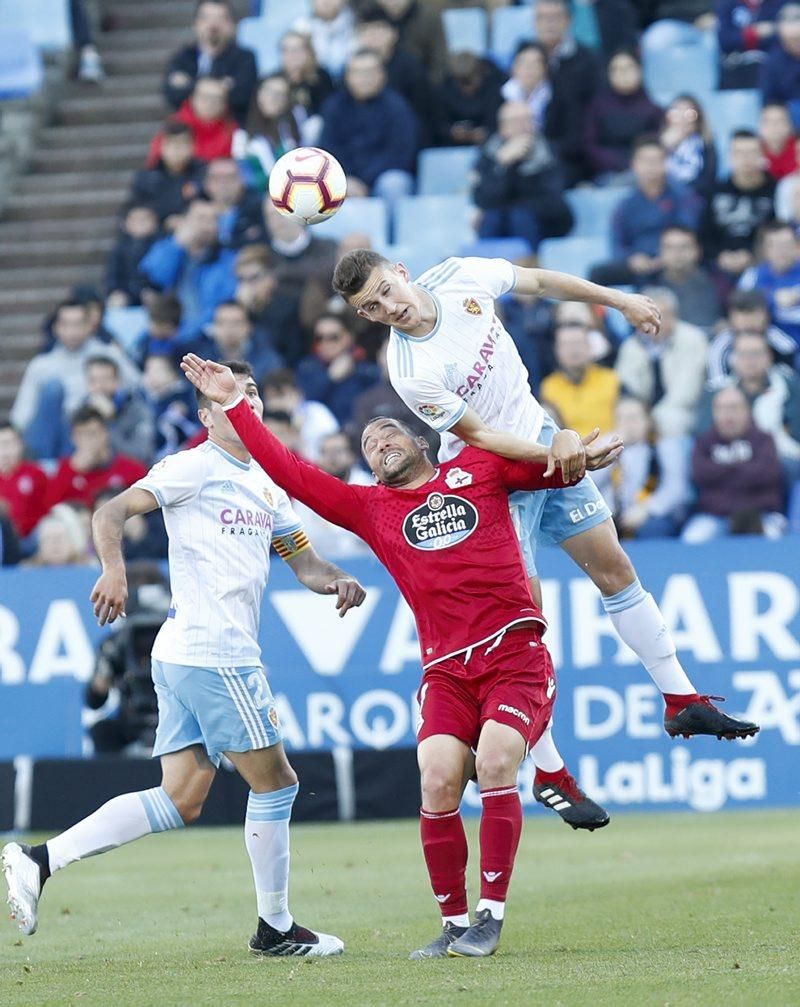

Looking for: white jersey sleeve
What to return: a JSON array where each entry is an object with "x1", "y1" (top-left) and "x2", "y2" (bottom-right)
[
  {"x1": 393, "y1": 373, "x2": 468, "y2": 433},
  {"x1": 272, "y1": 485, "x2": 303, "y2": 534},
  {"x1": 135, "y1": 450, "x2": 207, "y2": 509},
  {"x1": 455, "y1": 257, "x2": 516, "y2": 300}
]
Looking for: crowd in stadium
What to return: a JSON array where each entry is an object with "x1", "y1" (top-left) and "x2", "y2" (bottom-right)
[{"x1": 3, "y1": 0, "x2": 800, "y2": 567}]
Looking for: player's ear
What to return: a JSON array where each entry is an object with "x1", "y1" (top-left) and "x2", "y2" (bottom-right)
[
  {"x1": 355, "y1": 307, "x2": 370, "y2": 320},
  {"x1": 197, "y1": 405, "x2": 213, "y2": 431},
  {"x1": 395, "y1": 262, "x2": 410, "y2": 281},
  {"x1": 415, "y1": 435, "x2": 429, "y2": 450}
]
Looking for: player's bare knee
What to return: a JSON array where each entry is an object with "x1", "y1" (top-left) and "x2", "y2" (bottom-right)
[
  {"x1": 475, "y1": 748, "x2": 519, "y2": 790},
  {"x1": 594, "y1": 548, "x2": 637, "y2": 597},
  {"x1": 420, "y1": 766, "x2": 461, "y2": 811},
  {"x1": 168, "y1": 792, "x2": 205, "y2": 825}
]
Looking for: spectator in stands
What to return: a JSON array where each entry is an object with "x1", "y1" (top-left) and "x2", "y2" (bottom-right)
[
  {"x1": 660, "y1": 94, "x2": 717, "y2": 197},
  {"x1": 207, "y1": 300, "x2": 283, "y2": 384},
  {"x1": 289, "y1": 431, "x2": 373, "y2": 558},
  {"x1": 585, "y1": 50, "x2": 662, "y2": 183},
  {"x1": 141, "y1": 356, "x2": 201, "y2": 459},
  {"x1": 740, "y1": 220, "x2": 800, "y2": 352},
  {"x1": 540, "y1": 322, "x2": 620, "y2": 436},
  {"x1": 775, "y1": 133, "x2": 800, "y2": 220},
  {"x1": 105, "y1": 203, "x2": 160, "y2": 308},
  {"x1": 652, "y1": 226, "x2": 722, "y2": 329},
  {"x1": 130, "y1": 121, "x2": 205, "y2": 228},
  {"x1": 261, "y1": 199, "x2": 338, "y2": 304},
  {"x1": 139, "y1": 197, "x2": 236, "y2": 343},
  {"x1": 531, "y1": 0, "x2": 601, "y2": 185},
  {"x1": 82, "y1": 356, "x2": 155, "y2": 465},
  {"x1": 373, "y1": 0, "x2": 448, "y2": 84},
  {"x1": 319, "y1": 49, "x2": 417, "y2": 208},
  {"x1": 760, "y1": 102, "x2": 798, "y2": 180},
  {"x1": 700, "y1": 129, "x2": 775, "y2": 286},
  {"x1": 262, "y1": 368, "x2": 339, "y2": 460},
  {"x1": 356, "y1": 9, "x2": 433, "y2": 145},
  {"x1": 202, "y1": 157, "x2": 262, "y2": 248},
  {"x1": 294, "y1": 0, "x2": 357, "y2": 78},
  {"x1": 22, "y1": 504, "x2": 95, "y2": 568},
  {"x1": 472, "y1": 100, "x2": 573, "y2": 250},
  {"x1": 717, "y1": 0, "x2": 784, "y2": 90},
  {"x1": 707, "y1": 288, "x2": 797, "y2": 386},
  {"x1": 135, "y1": 293, "x2": 184, "y2": 366},
  {"x1": 91, "y1": 493, "x2": 168, "y2": 564},
  {"x1": 0, "y1": 423, "x2": 48, "y2": 539},
  {"x1": 232, "y1": 74, "x2": 303, "y2": 190},
  {"x1": 152, "y1": 78, "x2": 237, "y2": 166},
  {"x1": 11, "y1": 300, "x2": 140, "y2": 460},
  {"x1": 163, "y1": 0, "x2": 257, "y2": 125},
  {"x1": 0, "y1": 513, "x2": 20, "y2": 566},
  {"x1": 296, "y1": 313, "x2": 381, "y2": 425},
  {"x1": 280, "y1": 29, "x2": 335, "y2": 133},
  {"x1": 501, "y1": 43, "x2": 554, "y2": 133},
  {"x1": 610, "y1": 396, "x2": 691, "y2": 540},
  {"x1": 683, "y1": 385, "x2": 786, "y2": 542},
  {"x1": 761, "y1": 4, "x2": 800, "y2": 113},
  {"x1": 45, "y1": 406, "x2": 147, "y2": 513},
  {"x1": 615, "y1": 287, "x2": 708, "y2": 437},
  {"x1": 71, "y1": 0, "x2": 105, "y2": 83},
  {"x1": 590, "y1": 137, "x2": 701, "y2": 287},
  {"x1": 434, "y1": 51, "x2": 504, "y2": 147},
  {"x1": 234, "y1": 243, "x2": 303, "y2": 365}
]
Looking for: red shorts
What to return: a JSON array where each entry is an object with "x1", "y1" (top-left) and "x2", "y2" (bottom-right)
[{"x1": 416, "y1": 625, "x2": 556, "y2": 750}]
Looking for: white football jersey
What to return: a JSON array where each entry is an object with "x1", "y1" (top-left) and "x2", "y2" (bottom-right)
[
  {"x1": 388, "y1": 257, "x2": 545, "y2": 461},
  {"x1": 135, "y1": 440, "x2": 305, "y2": 668}
]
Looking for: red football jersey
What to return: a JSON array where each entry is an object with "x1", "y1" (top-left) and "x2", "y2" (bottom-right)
[
  {"x1": 45, "y1": 455, "x2": 148, "y2": 511},
  {"x1": 0, "y1": 462, "x2": 49, "y2": 536},
  {"x1": 227, "y1": 400, "x2": 573, "y2": 669}
]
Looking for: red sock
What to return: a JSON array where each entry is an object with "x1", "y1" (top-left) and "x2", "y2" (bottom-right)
[
  {"x1": 479, "y1": 787, "x2": 522, "y2": 903},
  {"x1": 534, "y1": 766, "x2": 570, "y2": 785},
  {"x1": 664, "y1": 692, "x2": 701, "y2": 717},
  {"x1": 419, "y1": 807, "x2": 468, "y2": 917}
]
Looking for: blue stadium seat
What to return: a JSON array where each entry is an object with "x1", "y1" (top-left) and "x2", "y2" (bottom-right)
[
  {"x1": 0, "y1": 30, "x2": 42, "y2": 100},
  {"x1": 643, "y1": 44, "x2": 717, "y2": 106},
  {"x1": 442, "y1": 8, "x2": 488, "y2": 55},
  {"x1": 237, "y1": 17, "x2": 281, "y2": 75},
  {"x1": 490, "y1": 6, "x2": 533, "y2": 70},
  {"x1": 417, "y1": 146, "x2": 478, "y2": 196},
  {"x1": 0, "y1": 0, "x2": 70, "y2": 51},
  {"x1": 789, "y1": 480, "x2": 800, "y2": 534},
  {"x1": 565, "y1": 187, "x2": 625, "y2": 239},
  {"x1": 705, "y1": 90, "x2": 762, "y2": 178},
  {"x1": 459, "y1": 237, "x2": 533, "y2": 262},
  {"x1": 538, "y1": 236, "x2": 608, "y2": 279},
  {"x1": 379, "y1": 243, "x2": 446, "y2": 279},
  {"x1": 313, "y1": 196, "x2": 389, "y2": 246},
  {"x1": 394, "y1": 194, "x2": 475, "y2": 251},
  {"x1": 571, "y1": 0, "x2": 601, "y2": 50},
  {"x1": 102, "y1": 306, "x2": 148, "y2": 357},
  {"x1": 262, "y1": 0, "x2": 310, "y2": 23}
]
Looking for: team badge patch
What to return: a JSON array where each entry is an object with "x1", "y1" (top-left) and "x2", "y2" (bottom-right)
[
  {"x1": 418, "y1": 403, "x2": 447, "y2": 421},
  {"x1": 445, "y1": 467, "x2": 473, "y2": 489},
  {"x1": 268, "y1": 705, "x2": 280, "y2": 729},
  {"x1": 403, "y1": 492, "x2": 479, "y2": 551},
  {"x1": 463, "y1": 297, "x2": 482, "y2": 315},
  {"x1": 263, "y1": 486, "x2": 273, "y2": 507}
]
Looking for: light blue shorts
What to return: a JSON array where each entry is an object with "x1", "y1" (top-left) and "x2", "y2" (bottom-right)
[
  {"x1": 151, "y1": 659, "x2": 282, "y2": 767},
  {"x1": 509, "y1": 414, "x2": 612, "y2": 578}
]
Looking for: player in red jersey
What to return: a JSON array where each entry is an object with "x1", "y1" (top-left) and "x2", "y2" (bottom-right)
[{"x1": 180, "y1": 353, "x2": 621, "y2": 958}]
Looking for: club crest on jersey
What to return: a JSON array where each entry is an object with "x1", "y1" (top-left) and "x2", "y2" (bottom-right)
[
  {"x1": 445, "y1": 467, "x2": 473, "y2": 489},
  {"x1": 418, "y1": 402, "x2": 447, "y2": 421},
  {"x1": 463, "y1": 297, "x2": 482, "y2": 315},
  {"x1": 403, "y1": 492, "x2": 479, "y2": 551},
  {"x1": 267, "y1": 705, "x2": 280, "y2": 729},
  {"x1": 262, "y1": 485, "x2": 273, "y2": 508}
]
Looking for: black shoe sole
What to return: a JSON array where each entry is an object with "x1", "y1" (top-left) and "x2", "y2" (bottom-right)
[{"x1": 665, "y1": 724, "x2": 761, "y2": 741}]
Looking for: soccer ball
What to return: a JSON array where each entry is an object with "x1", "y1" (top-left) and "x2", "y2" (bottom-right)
[{"x1": 268, "y1": 147, "x2": 347, "y2": 226}]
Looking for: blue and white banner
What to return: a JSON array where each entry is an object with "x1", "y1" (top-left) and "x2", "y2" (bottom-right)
[{"x1": 1, "y1": 537, "x2": 799, "y2": 813}]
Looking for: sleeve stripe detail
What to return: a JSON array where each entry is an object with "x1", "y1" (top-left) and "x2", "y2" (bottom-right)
[
  {"x1": 437, "y1": 399, "x2": 467, "y2": 432},
  {"x1": 425, "y1": 263, "x2": 460, "y2": 291},
  {"x1": 136, "y1": 481, "x2": 166, "y2": 508},
  {"x1": 273, "y1": 529, "x2": 311, "y2": 559}
]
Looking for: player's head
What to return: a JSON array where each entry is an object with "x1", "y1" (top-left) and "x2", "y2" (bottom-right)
[
  {"x1": 333, "y1": 248, "x2": 420, "y2": 328},
  {"x1": 196, "y1": 360, "x2": 263, "y2": 451},
  {"x1": 360, "y1": 416, "x2": 430, "y2": 487},
  {"x1": 70, "y1": 405, "x2": 111, "y2": 464}
]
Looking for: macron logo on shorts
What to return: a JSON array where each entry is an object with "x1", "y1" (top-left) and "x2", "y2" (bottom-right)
[{"x1": 497, "y1": 704, "x2": 531, "y2": 726}]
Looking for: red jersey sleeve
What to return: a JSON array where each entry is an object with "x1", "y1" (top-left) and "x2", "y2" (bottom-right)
[
  {"x1": 488, "y1": 453, "x2": 578, "y2": 493},
  {"x1": 225, "y1": 399, "x2": 369, "y2": 537}
]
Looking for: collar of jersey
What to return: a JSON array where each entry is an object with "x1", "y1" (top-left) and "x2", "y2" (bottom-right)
[
  {"x1": 208, "y1": 440, "x2": 251, "y2": 470},
  {"x1": 392, "y1": 287, "x2": 442, "y2": 343}
]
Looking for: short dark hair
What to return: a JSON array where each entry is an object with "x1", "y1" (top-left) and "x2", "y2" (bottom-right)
[
  {"x1": 262, "y1": 409, "x2": 294, "y2": 426},
  {"x1": 0, "y1": 421, "x2": 21, "y2": 438},
  {"x1": 214, "y1": 299, "x2": 248, "y2": 317},
  {"x1": 71, "y1": 405, "x2": 107, "y2": 429},
  {"x1": 632, "y1": 134, "x2": 663, "y2": 156},
  {"x1": 661, "y1": 225, "x2": 697, "y2": 242},
  {"x1": 195, "y1": 359, "x2": 254, "y2": 409},
  {"x1": 85, "y1": 355, "x2": 119, "y2": 376},
  {"x1": 53, "y1": 299, "x2": 88, "y2": 323},
  {"x1": 149, "y1": 293, "x2": 182, "y2": 327},
  {"x1": 731, "y1": 128, "x2": 759, "y2": 143},
  {"x1": 760, "y1": 219, "x2": 797, "y2": 240},
  {"x1": 195, "y1": 0, "x2": 234, "y2": 15},
  {"x1": 728, "y1": 289, "x2": 769, "y2": 315},
  {"x1": 513, "y1": 40, "x2": 548, "y2": 64},
  {"x1": 162, "y1": 118, "x2": 193, "y2": 139},
  {"x1": 332, "y1": 249, "x2": 391, "y2": 299}
]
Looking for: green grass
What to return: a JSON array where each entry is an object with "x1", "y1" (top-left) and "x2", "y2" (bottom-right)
[{"x1": 2, "y1": 811, "x2": 799, "y2": 1007}]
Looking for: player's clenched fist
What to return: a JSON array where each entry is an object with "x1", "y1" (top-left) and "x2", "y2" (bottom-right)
[
  {"x1": 620, "y1": 293, "x2": 661, "y2": 336},
  {"x1": 325, "y1": 577, "x2": 366, "y2": 617},
  {"x1": 90, "y1": 566, "x2": 128, "y2": 626}
]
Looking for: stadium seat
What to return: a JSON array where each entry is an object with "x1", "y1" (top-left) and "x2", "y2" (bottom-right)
[
  {"x1": 642, "y1": 44, "x2": 717, "y2": 107},
  {"x1": 459, "y1": 237, "x2": 533, "y2": 262},
  {"x1": 788, "y1": 480, "x2": 800, "y2": 534},
  {"x1": 442, "y1": 8, "x2": 488, "y2": 56},
  {"x1": 538, "y1": 236, "x2": 609, "y2": 279},
  {"x1": 0, "y1": 30, "x2": 42, "y2": 100},
  {"x1": 565, "y1": 187, "x2": 625, "y2": 239},
  {"x1": 379, "y1": 242, "x2": 446, "y2": 279},
  {"x1": 571, "y1": 0, "x2": 601, "y2": 50},
  {"x1": 490, "y1": 6, "x2": 533, "y2": 70},
  {"x1": 313, "y1": 196, "x2": 389, "y2": 246},
  {"x1": 417, "y1": 146, "x2": 478, "y2": 196},
  {"x1": 102, "y1": 306, "x2": 148, "y2": 357},
  {"x1": 394, "y1": 194, "x2": 476, "y2": 251},
  {"x1": 0, "y1": 0, "x2": 70, "y2": 51},
  {"x1": 237, "y1": 17, "x2": 282, "y2": 75},
  {"x1": 705, "y1": 90, "x2": 762, "y2": 178},
  {"x1": 262, "y1": 0, "x2": 310, "y2": 23}
]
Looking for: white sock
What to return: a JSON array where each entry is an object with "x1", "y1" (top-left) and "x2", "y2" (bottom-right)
[
  {"x1": 529, "y1": 720, "x2": 564, "y2": 773},
  {"x1": 443, "y1": 913, "x2": 470, "y2": 928},
  {"x1": 604, "y1": 581, "x2": 695, "y2": 696},
  {"x1": 476, "y1": 898, "x2": 505, "y2": 921},
  {"x1": 46, "y1": 788, "x2": 184, "y2": 873},
  {"x1": 245, "y1": 784, "x2": 298, "y2": 932}
]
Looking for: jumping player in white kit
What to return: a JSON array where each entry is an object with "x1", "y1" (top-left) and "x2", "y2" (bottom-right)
[
  {"x1": 2, "y1": 361, "x2": 365, "y2": 956},
  {"x1": 332, "y1": 251, "x2": 760, "y2": 830}
]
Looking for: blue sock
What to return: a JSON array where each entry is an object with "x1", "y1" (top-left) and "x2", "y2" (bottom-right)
[{"x1": 601, "y1": 577, "x2": 646, "y2": 614}]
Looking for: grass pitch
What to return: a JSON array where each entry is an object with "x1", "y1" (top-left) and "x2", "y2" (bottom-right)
[{"x1": 2, "y1": 811, "x2": 799, "y2": 1007}]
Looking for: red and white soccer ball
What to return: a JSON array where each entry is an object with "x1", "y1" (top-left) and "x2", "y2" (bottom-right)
[{"x1": 268, "y1": 146, "x2": 347, "y2": 226}]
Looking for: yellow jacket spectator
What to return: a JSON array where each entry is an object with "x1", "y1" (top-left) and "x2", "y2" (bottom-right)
[{"x1": 540, "y1": 322, "x2": 620, "y2": 435}]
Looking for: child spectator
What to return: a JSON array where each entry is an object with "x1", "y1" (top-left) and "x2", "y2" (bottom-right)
[
  {"x1": 105, "y1": 203, "x2": 160, "y2": 308},
  {"x1": 707, "y1": 288, "x2": 797, "y2": 387},
  {"x1": 135, "y1": 293, "x2": 184, "y2": 366},
  {"x1": 141, "y1": 356, "x2": 201, "y2": 459},
  {"x1": 149, "y1": 78, "x2": 236, "y2": 166},
  {"x1": 660, "y1": 94, "x2": 717, "y2": 197},
  {"x1": 130, "y1": 121, "x2": 205, "y2": 227},
  {"x1": 0, "y1": 423, "x2": 48, "y2": 538},
  {"x1": 82, "y1": 356, "x2": 156, "y2": 465},
  {"x1": 760, "y1": 103, "x2": 798, "y2": 180},
  {"x1": 232, "y1": 75, "x2": 303, "y2": 189}
]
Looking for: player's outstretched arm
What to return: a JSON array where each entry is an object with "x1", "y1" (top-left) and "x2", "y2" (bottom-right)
[
  {"x1": 90, "y1": 487, "x2": 159, "y2": 626},
  {"x1": 284, "y1": 546, "x2": 366, "y2": 618},
  {"x1": 512, "y1": 264, "x2": 662, "y2": 336},
  {"x1": 499, "y1": 429, "x2": 624, "y2": 493}
]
